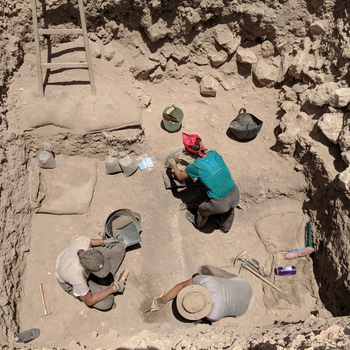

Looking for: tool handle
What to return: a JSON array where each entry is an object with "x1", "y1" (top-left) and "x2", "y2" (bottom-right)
[
  {"x1": 38, "y1": 283, "x2": 48, "y2": 314},
  {"x1": 244, "y1": 265, "x2": 282, "y2": 293},
  {"x1": 118, "y1": 268, "x2": 129, "y2": 282}
]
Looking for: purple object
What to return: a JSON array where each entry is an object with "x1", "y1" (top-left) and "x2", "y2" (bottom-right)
[{"x1": 275, "y1": 266, "x2": 296, "y2": 276}]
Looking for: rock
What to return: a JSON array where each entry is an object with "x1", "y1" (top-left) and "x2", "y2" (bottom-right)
[
  {"x1": 89, "y1": 40, "x2": 101, "y2": 59},
  {"x1": 277, "y1": 102, "x2": 301, "y2": 145},
  {"x1": 261, "y1": 40, "x2": 275, "y2": 58},
  {"x1": 165, "y1": 58, "x2": 177, "y2": 73},
  {"x1": 306, "y1": 82, "x2": 339, "y2": 107},
  {"x1": 339, "y1": 125, "x2": 350, "y2": 152},
  {"x1": 191, "y1": 54, "x2": 208, "y2": 66},
  {"x1": 295, "y1": 26, "x2": 307, "y2": 37},
  {"x1": 149, "y1": 53, "x2": 160, "y2": 62},
  {"x1": 145, "y1": 19, "x2": 169, "y2": 42},
  {"x1": 284, "y1": 87, "x2": 298, "y2": 101},
  {"x1": 252, "y1": 59, "x2": 279, "y2": 87},
  {"x1": 342, "y1": 151, "x2": 350, "y2": 165},
  {"x1": 89, "y1": 33, "x2": 98, "y2": 42},
  {"x1": 317, "y1": 113, "x2": 343, "y2": 144},
  {"x1": 309, "y1": 20, "x2": 327, "y2": 37},
  {"x1": 184, "y1": 7, "x2": 201, "y2": 26},
  {"x1": 129, "y1": 56, "x2": 160, "y2": 80},
  {"x1": 160, "y1": 43, "x2": 174, "y2": 59},
  {"x1": 303, "y1": 70, "x2": 326, "y2": 84},
  {"x1": 278, "y1": 52, "x2": 295, "y2": 82},
  {"x1": 292, "y1": 83, "x2": 308, "y2": 95},
  {"x1": 236, "y1": 47, "x2": 258, "y2": 65},
  {"x1": 213, "y1": 24, "x2": 241, "y2": 54},
  {"x1": 172, "y1": 45, "x2": 190, "y2": 62},
  {"x1": 200, "y1": 75, "x2": 219, "y2": 97},
  {"x1": 149, "y1": 66, "x2": 164, "y2": 81},
  {"x1": 220, "y1": 79, "x2": 235, "y2": 91},
  {"x1": 289, "y1": 51, "x2": 308, "y2": 80},
  {"x1": 329, "y1": 88, "x2": 350, "y2": 108},
  {"x1": 102, "y1": 44, "x2": 115, "y2": 61},
  {"x1": 112, "y1": 52, "x2": 125, "y2": 67},
  {"x1": 208, "y1": 50, "x2": 228, "y2": 67}
]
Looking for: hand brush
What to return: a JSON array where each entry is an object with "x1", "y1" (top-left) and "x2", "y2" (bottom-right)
[{"x1": 285, "y1": 221, "x2": 315, "y2": 259}]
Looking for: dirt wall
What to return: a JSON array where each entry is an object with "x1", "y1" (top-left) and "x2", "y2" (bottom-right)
[{"x1": 1, "y1": 0, "x2": 350, "y2": 346}]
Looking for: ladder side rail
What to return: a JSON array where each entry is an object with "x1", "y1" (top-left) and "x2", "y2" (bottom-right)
[
  {"x1": 77, "y1": 0, "x2": 96, "y2": 94},
  {"x1": 30, "y1": 0, "x2": 44, "y2": 97}
]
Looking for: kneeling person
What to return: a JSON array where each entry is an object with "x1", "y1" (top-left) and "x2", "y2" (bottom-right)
[
  {"x1": 150, "y1": 265, "x2": 254, "y2": 322},
  {"x1": 56, "y1": 236, "x2": 125, "y2": 311}
]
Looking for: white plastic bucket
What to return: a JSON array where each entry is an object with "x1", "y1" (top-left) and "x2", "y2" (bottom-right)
[{"x1": 162, "y1": 105, "x2": 184, "y2": 132}]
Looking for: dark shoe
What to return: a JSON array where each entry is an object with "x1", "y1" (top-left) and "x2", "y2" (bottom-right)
[
  {"x1": 213, "y1": 216, "x2": 229, "y2": 233},
  {"x1": 185, "y1": 210, "x2": 197, "y2": 227}
]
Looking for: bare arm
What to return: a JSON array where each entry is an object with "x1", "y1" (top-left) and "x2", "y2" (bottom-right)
[
  {"x1": 172, "y1": 163, "x2": 190, "y2": 182},
  {"x1": 79, "y1": 284, "x2": 117, "y2": 306},
  {"x1": 91, "y1": 239, "x2": 103, "y2": 247},
  {"x1": 162, "y1": 278, "x2": 194, "y2": 304}
]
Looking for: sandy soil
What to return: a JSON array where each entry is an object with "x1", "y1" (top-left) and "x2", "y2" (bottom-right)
[{"x1": 12, "y1": 40, "x2": 323, "y2": 348}]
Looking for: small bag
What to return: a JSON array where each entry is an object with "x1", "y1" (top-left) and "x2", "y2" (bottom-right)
[
  {"x1": 103, "y1": 209, "x2": 142, "y2": 249},
  {"x1": 105, "y1": 149, "x2": 122, "y2": 174},
  {"x1": 118, "y1": 152, "x2": 138, "y2": 177}
]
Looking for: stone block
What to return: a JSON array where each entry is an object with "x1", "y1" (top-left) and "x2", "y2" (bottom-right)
[
  {"x1": 236, "y1": 47, "x2": 258, "y2": 65},
  {"x1": 252, "y1": 59, "x2": 279, "y2": 87},
  {"x1": 317, "y1": 113, "x2": 343, "y2": 144},
  {"x1": 200, "y1": 75, "x2": 219, "y2": 97},
  {"x1": 329, "y1": 88, "x2": 350, "y2": 108}
]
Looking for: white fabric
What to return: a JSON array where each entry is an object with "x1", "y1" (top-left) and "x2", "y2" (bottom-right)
[
  {"x1": 193, "y1": 275, "x2": 252, "y2": 321},
  {"x1": 55, "y1": 237, "x2": 92, "y2": 297}
]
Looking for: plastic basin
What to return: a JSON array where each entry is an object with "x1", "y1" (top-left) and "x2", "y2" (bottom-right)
[{"x1": 162, "y1": 105, "x2": 184, "y2": 132}]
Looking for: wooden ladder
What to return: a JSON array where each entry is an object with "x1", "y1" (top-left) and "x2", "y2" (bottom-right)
[{"x1": 30, "y1": 0, "x2": 96, "y2": 97}]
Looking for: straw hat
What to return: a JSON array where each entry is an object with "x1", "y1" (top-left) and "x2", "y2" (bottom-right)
[{"x1": 176, "y1": 285, "x2": 212, "y2": 320}]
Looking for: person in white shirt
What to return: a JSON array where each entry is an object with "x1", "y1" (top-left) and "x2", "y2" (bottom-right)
[
  {"x1": 149, "y1": 265, "x2": 253, "y2": 321},
  {"x1": 56, "y1": 236, "x2": 125, "y2": 310}
]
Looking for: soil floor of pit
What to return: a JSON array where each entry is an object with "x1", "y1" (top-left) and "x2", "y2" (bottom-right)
[{"x1": 11, "y1": 41, "x2": 325, "y2": 348}]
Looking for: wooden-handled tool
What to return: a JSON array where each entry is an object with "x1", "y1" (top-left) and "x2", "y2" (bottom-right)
[
  {"x1": 38, "y1": 283, "x2": 52, "y2": 316},
  {"x1": 242, "y1": 264, "x2": 282, "y2": 293},
  {"x1": 118, "y1": 268, "x2": 129, "y2": 282}
]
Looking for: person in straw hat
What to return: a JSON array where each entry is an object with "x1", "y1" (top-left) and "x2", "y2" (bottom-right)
[
  {"x1": 149, "y1": 265, "x2": 253, "y2": 321},
  {"x1": 171, "y1": 133, "x2": 239, "y2": 233},
  {"x1": 56, "y1": 236, "x2": 126, "y2": 311}
]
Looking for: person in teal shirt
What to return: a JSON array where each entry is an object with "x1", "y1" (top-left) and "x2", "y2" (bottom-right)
[{"x1": 171, "y1": 134, "x2": 239, "y2": 233}]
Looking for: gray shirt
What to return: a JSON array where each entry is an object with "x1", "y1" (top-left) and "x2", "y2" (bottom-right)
[{"x1": 193, "y1": 275, "x2": 252, "y2": 321}]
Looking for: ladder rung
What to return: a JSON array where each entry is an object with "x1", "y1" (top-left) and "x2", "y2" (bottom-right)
[
  {"x1": 38, "y1": 28, "x2": 83, "y2": 35},
  {"x1": 41, "y1": 62, "x2": 89, "y2": 69}
]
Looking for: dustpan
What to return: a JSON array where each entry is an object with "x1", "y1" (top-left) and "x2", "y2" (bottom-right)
[{"x1": 104, "y1": 209, "x2": 142, "y2": 249}]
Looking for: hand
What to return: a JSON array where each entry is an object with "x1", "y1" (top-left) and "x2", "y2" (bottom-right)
[
  {"x1": 150, "y1": 296, "x2": 165, "y2": 312},
  {"x1": 168, "y1": 156, "x2": 176, "y2": 168},
  {"x1": 114, "y1": 281, "x2": 126, "y2": 293},
  {"x1": 103, "y1": 237, "x2": 119, "y2": 249}
]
